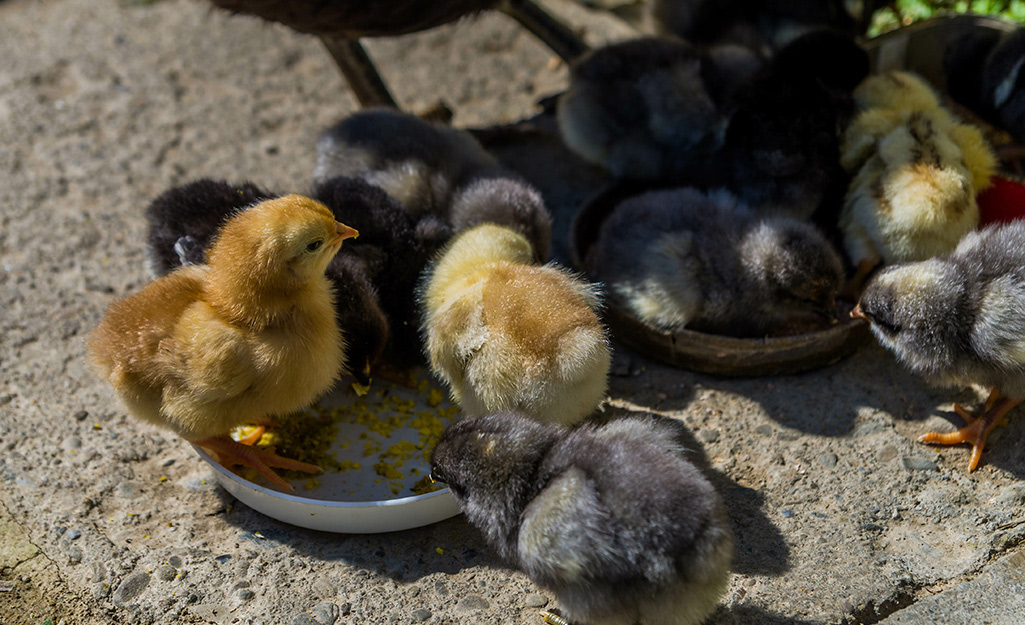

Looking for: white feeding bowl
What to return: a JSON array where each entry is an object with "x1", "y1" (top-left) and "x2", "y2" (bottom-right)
[{"x1": 191, "y1": 373, "x2": 462, "y2": 533}]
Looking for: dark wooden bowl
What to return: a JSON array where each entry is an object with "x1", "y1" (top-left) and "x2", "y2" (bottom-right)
[{"x1": 571, "y1": 184, "x2": 871, "y2": 377}]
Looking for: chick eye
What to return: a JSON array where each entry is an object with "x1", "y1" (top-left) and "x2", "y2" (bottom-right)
[{"x1": 306, "y1": 240, "x2": 323, "y2": 253}]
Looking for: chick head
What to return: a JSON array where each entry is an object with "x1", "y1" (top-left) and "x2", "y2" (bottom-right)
[
  {"x1": 854, "y1": 71, "x2": 939, "y2": 114},
  {"x1": 855, "y1": 260, "x2": 963, "y2": 376},
  {"x1": 430, "y1": 413, "x2": 562, "y2": 548},
  {"x1": 743, "y1": 218, "x2": 845, "y2": 317},
  {"x1": 449, "y1": 178, "x2": 553, "y2": 261},
  {"x1": 207, "y1": 194, "x2": 359, "y2": 289}
]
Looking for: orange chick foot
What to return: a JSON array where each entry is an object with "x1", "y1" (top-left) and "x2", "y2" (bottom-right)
[
  {"x1": 194, "y1": 435, "x2": 321, "y2": 491},
  {"x1": 918, "y1": 396, "x2": 1019, "y2": 471}
]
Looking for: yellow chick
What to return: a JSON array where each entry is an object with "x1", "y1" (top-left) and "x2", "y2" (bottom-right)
[
  {"x1": 422, "y1": 224, "x2": 610, "y2": 426},
  {"x1": 839, "y1": 71, "x2": 997, "y2": 291},
  {"x1": 88, "y1": 195, "x2": 358, "y2": 490}
]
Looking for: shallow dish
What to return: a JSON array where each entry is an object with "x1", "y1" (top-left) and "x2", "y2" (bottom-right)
[
  {"x1": 570, "y1": 184, "x2": 870, "y2": 377},
  {"x1": 192, "y1": 375, "x2": 462, "y2": 533}
]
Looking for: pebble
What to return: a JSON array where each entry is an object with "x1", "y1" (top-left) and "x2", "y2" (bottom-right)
[
  {"x1": 901, "y1": 457, "x2": 938, "y2": 472},
  {"x1": 236, "y1": 589, "x2": 255, "y2": 602},
  {"x1": 698, "y1": 429, "x2": 720, "y2": 444},
  {"x1": 817, "y1": 453, "x2": 838, "y2": 468},
  {"x1": 115, "y1": 481, "x2": 141, "y2": 499},
  {"x1": 412, "y1": 608, "x2": 432, "y2": 622},
  {"x1": 90, "y1": 582, "x2": 110, "y2": 600},
  {"x1": 754, "y1": 425, "x2": 773, "y2": 437},
  {"x1": 74, "y1": 410, "x2": 88, "y2": 421},
  {"x1": 312, "y1": 602, "x2": 340, "y2": 625},
  {"x1": 524, "y1": 594, "x2": 548, "y2": 608},
  {"x1": 191, "y1": 604, "x2": 231, "y2": 621},
  {"x1": 61, "y1": 436, "x2": 81, "y2": 451},
  {"x1": 996, "y1": 484, "x2": 1025, "y2": 505},
  {"x1": 312, "y1": 578, "x2": 336, "y2": 599},
  {"x1": 456, "y1": 595, "x2": 490, "y2": 611},
  {"x1": 292, "y1": 615, "x2": 317, "y2": 625},
  {"x1": 66, "y1": 546, "x2": 82, "y2": 564},
  {"x1": 339, "y1": 603, "x2": 352, "y2": 616},
  {"x1": 781, "y1": 509, "x2": 795, "y2": 518},
  {"x1": 156, "y1": 564, "x2": 177, "y2": 582},
  {"x1": 66, "y1": 528, "x2": 82, "y2": 540},
  {"x1": 112, "y1": 572, "x2": 150, "y2": 605}
]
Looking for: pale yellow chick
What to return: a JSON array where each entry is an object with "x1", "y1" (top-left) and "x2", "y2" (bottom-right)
[
  {"x1": 89, "y1": 195, "x2": 358, "y2": 490},
  {"x1": 839, "y1": 71, "x2": 997, "y2": 290},
  {"x1": 422, "y1": 224, "x2": 610, "y2": 426}
]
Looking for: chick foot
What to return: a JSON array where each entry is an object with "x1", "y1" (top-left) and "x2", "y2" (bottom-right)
[
  {"x1": 194, "y1": 435, "x2": 321, "y2": 491},
  {"x1": 539, "y1": 610, "x2": 573, "y2": 625},
  {"x1": 918, "y1": 396, "x2": 1019, "y2": 471}
]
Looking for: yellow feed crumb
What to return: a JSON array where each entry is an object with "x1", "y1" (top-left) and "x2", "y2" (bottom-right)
[
  {"x1": 435, "y1": 547, "x2": 444, "y2": 555},
  {"x1": 225, "y1": 375, "x2": 458, "y2": 496}
]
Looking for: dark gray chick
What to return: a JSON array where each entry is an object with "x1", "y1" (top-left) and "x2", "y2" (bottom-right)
[
  {"x1": 314, "y1": 108, "x2": 552, "y2": 258},
  {"x1": 143, "y1": 178, "x2": 389, "y2": 386},
  {"x1": 853, "y1": 220, "x2": 1025, "y2": 472},
  {"x1": 429, "y1": 411, "x2": 733, "y2": 625},
  {"x1": 556, "y1": 36, "x2": 735, "y2": 182},
  {"x1": 314, "y1": 108, "x2": 497, "y2": 219},
  {"x1": 593, "y1": 187, "x2": 844, "y2": 337},
  {"x1": 449, "y1": 178, "x2": 553, "y2": 261}
]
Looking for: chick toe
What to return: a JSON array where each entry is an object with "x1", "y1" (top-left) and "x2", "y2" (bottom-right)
[
  {"x1": 236, "y1": 425, "x2": 266, "y2": 446},
  {"x1": 196, "y1": 435, "x2": 322, "y2": 491},
  {"x1": 919, "y1": 397, "x2": 1020, "y2": 471}
]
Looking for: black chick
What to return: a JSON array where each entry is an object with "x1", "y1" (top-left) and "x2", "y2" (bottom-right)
[
  {"x1": 854, "y1": 220, "x2": 1025, "y2": 472},
  {"x1": 943, "y1": 28, "x2": 1004, "y2": 117},
  {"x1": 647, "y1": 0, "x2": 857, "y2": 56},
  {"x1": 144, "y1": 179, "x2": 273, "y2": 277},
  {"x1": 982, "y1": 28, "x2": 1025, "y2": 146},
  {"x1": 314, "y1": 109, "x2": 552, "y2": 258},
  {"x1": 430, "y1": 412, "x2": 733, "y2": 625},
  {"x1": 711, "y1": 29, "x2": 869, "y2": 221},
  {"x1": 945, "y1": 27, "x2": 1025, "y2": 146},
  {"x1": 144, "y1": 179, "x2": 389, "y2": 385},
  {"x1": 556, "y1": 36, "x2": 733, "y2": 182},
  {"x1": 311, "y1": 176, "x2": 440, "y2": 361}
]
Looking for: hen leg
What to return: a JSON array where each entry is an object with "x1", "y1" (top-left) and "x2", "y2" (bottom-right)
[
  {"x1": 194, "y1": 434, "x2": 321, "y2": 491},
  {"x1": 919, "y1": 394, "x2": 1019, "y2": 471}
]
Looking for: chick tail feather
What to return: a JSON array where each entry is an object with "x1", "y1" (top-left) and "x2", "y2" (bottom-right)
[
  {"x1": 918, "y1": 394, "x2": 1019, "y2": 472},
  {"x1": 194, "y1": 434, "x2": 321, "y2": 491}
]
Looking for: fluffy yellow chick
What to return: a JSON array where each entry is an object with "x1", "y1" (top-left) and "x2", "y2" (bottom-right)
[
  {"x1": 839, "y1": 71, "x2": 997, "y2": 290},
  {"x1": 422, "y1": 224, "x2": 610, "y2": 426},
  {"x1": 89, "y1": 195, "x2": 358, "y2": 490}
]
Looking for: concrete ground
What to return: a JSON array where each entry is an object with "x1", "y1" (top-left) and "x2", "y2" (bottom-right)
[{"x1": 1, "y1": 0, "x2": 1023, "y2": 624}]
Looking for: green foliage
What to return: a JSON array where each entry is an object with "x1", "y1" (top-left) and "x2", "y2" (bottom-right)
[{"x1": 869, "y1": 0, "x2": 1025, "y2": 35}]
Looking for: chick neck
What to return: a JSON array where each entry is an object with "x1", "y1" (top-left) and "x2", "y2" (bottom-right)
[{"x1": 204, "y1": 261, "x2": 331, "y2": 331}]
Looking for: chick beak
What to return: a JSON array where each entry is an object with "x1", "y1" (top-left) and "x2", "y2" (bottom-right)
[
  {"x1": 351, "y1": 359, "x2": 372, "y2": 387},
  {"x1": 428, "y1": 471, "x2": 443, "y2": 484},
  {"x1": 850, "y1": 304, "x2": 869, "y2": 321},
  {"x1": 332, "y1": 222, "x2": 359, "y2": 245}
]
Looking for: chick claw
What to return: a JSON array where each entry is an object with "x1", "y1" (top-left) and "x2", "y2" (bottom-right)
[
  {"x1": 918, "y1": 396, "x2": 1019, "y2": 472},
  {"x1": 194, "y1": 435, "x2": 321, "y2": 491}
]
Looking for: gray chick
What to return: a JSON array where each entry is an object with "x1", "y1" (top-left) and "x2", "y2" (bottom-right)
[
  {"x1": 314, "y1": 108, "x2": 552, "y2": 258},
  {"x1": 593, "y1": 187, "x2": 844, "y2": 337},
  {"x1": 853, "y1": 220, "x2": 1025, "y2": 472},
  {"x1": 429, "y1": 411, "x2": 733, "y2": 625},
  {"x1": 557, "y1": 36, "x2": 744, "y2": 182}
]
